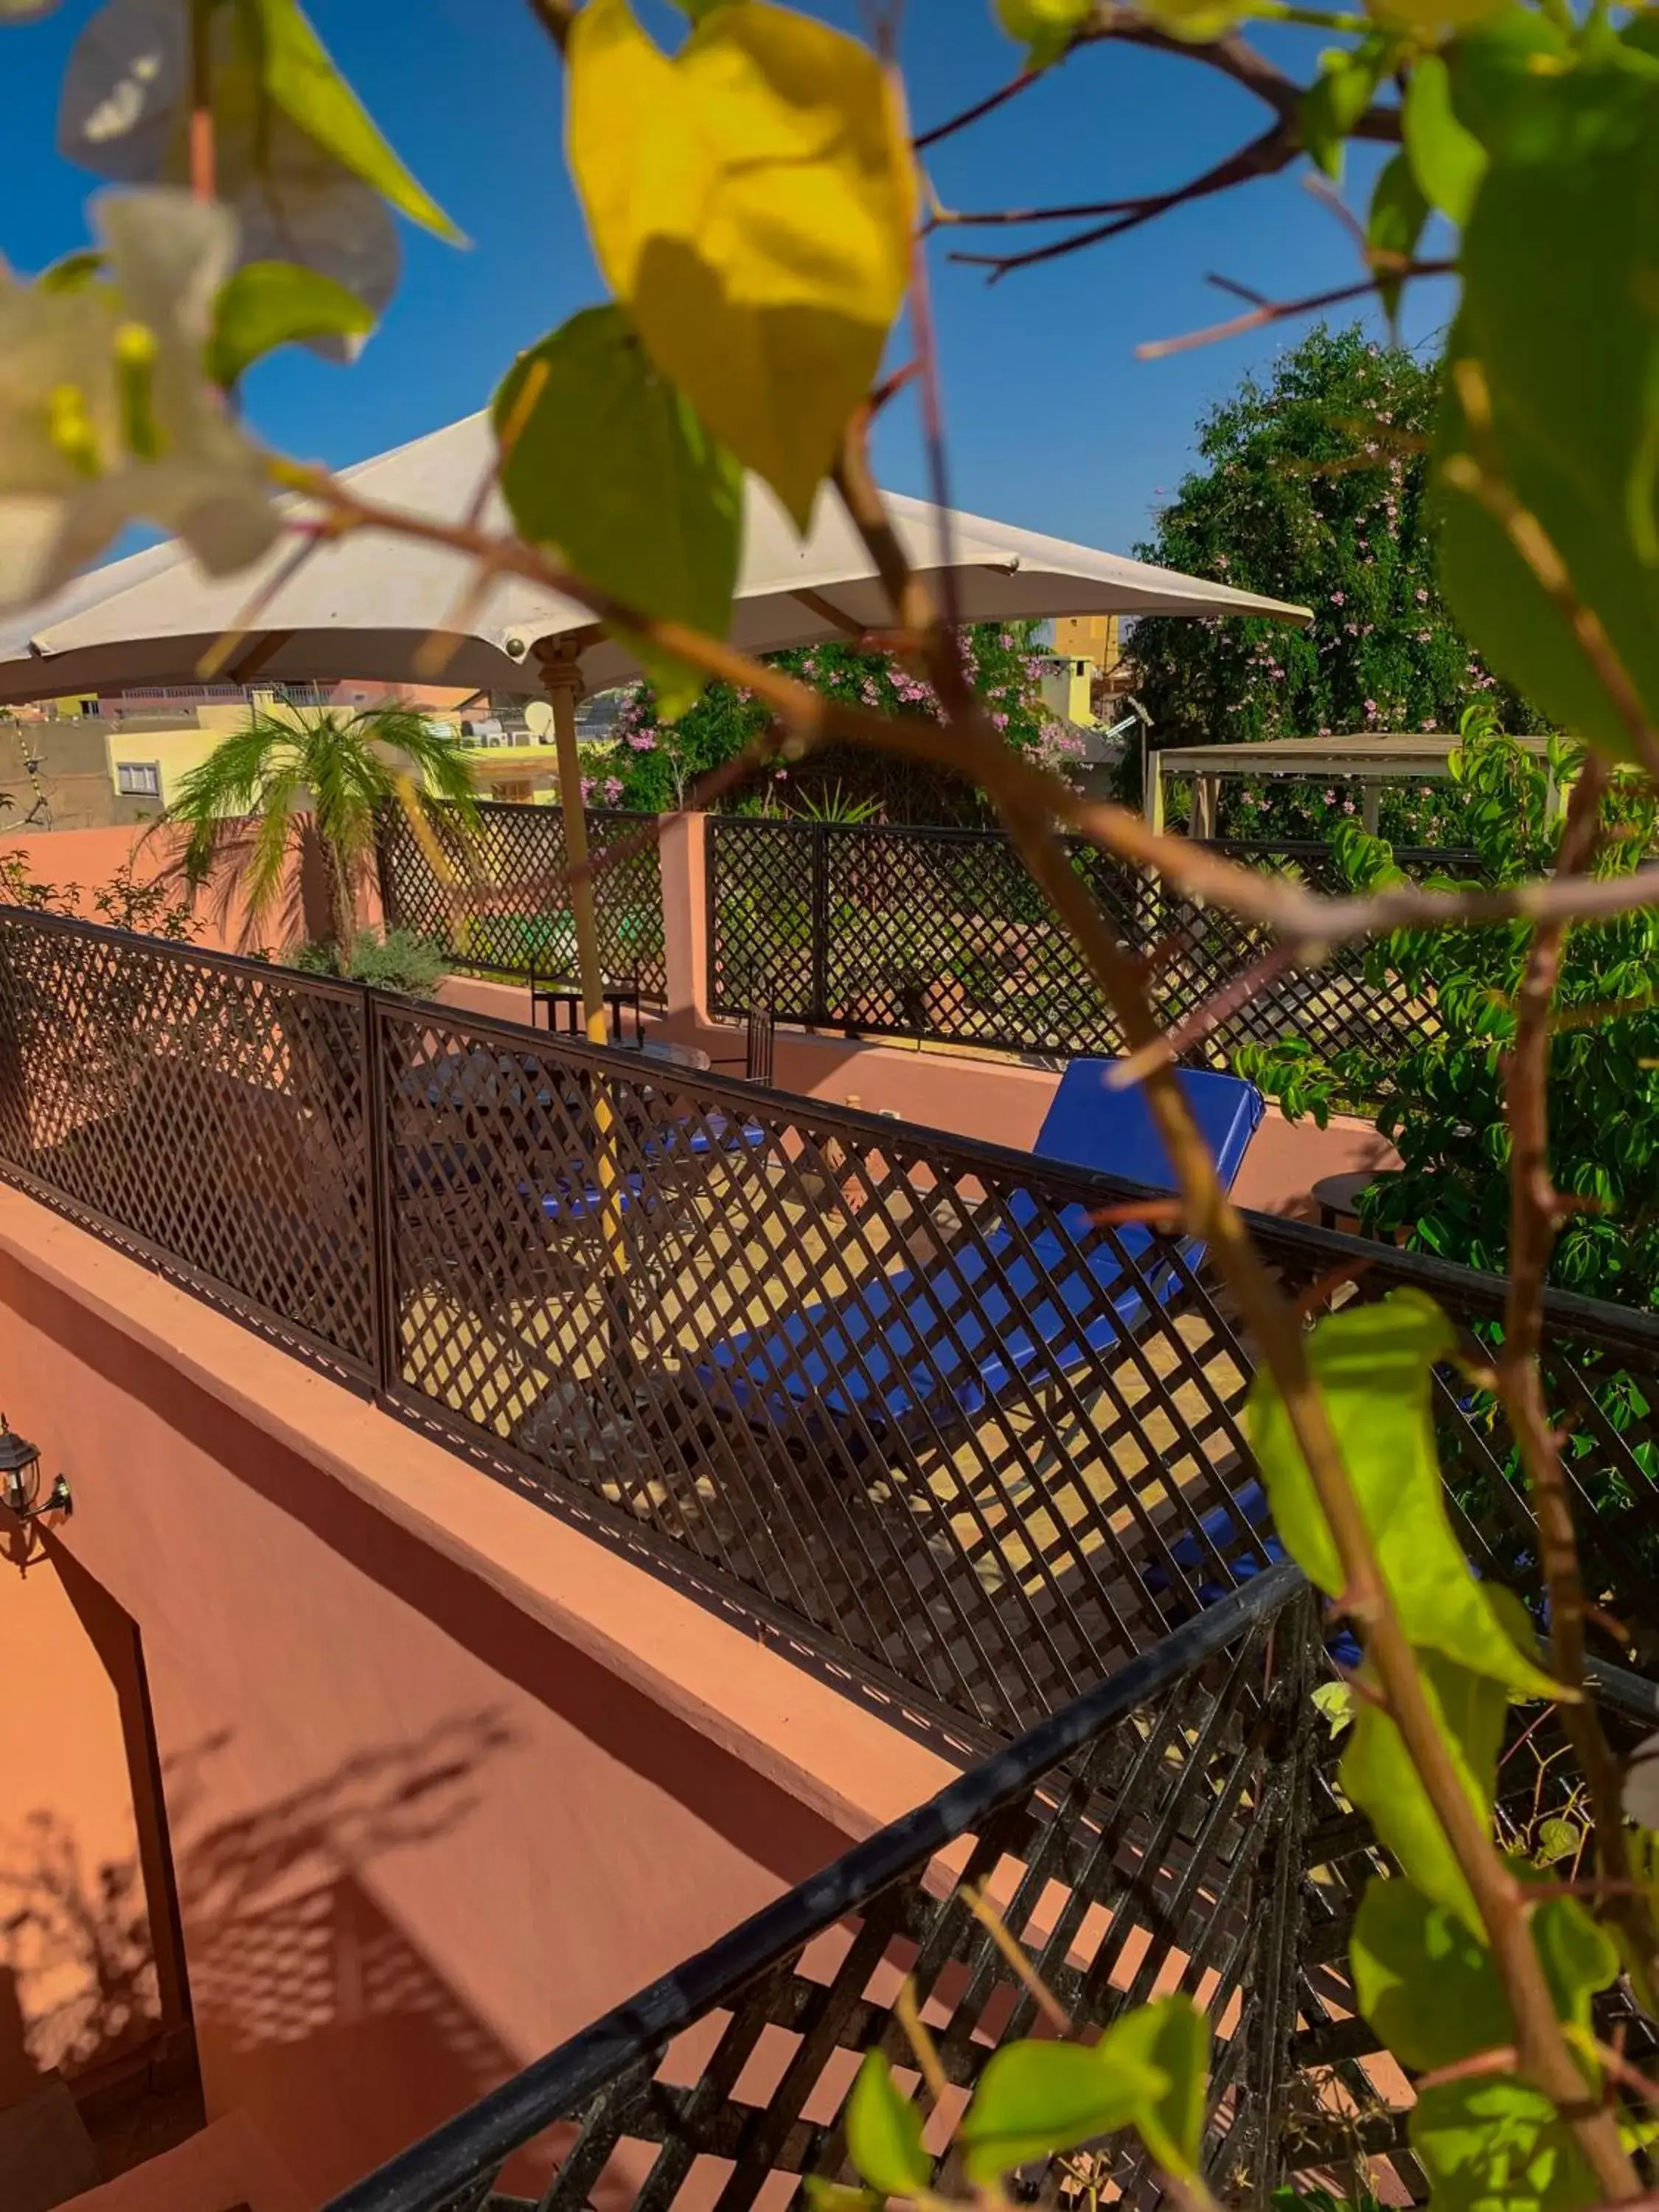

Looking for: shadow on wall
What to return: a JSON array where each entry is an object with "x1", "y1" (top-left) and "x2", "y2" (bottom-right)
[
  {"x1": 1, "y1": 1709, "x2": 532, "y2": 2196},
  {"x1": 0, "y1": 1811, "x2": 159, "y2": 2096}
]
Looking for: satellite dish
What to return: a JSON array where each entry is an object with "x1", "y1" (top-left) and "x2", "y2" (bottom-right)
[{"x1": 524, "y1": 700, "x2": 554, "y2": 737}]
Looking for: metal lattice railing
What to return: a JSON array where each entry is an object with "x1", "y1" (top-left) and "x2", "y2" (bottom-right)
[
  {"x1": 707, "y1": 818, "x2": 1478, "y2": 1066},
  {"x1": 0, "y1": 908, "x2": 1655, "y2": 1745},
  {"x1": 378, "y1": 802, "x2": 667, "y2": 996},
  {"x1": 0, "y1": 910, "x2": 377, "y2": 1374},
  {"x1": 321, "y1": 1567, "x2": 1321, "y2": 2212},
  {"x1": 314, "y1": 1571, "x2": 1659, "y2": 2212},
  {"x1": 4, "y1": 911, "x2": 1655, "y2": 2212}
]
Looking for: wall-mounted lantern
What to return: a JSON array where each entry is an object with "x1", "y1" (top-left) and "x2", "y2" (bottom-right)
[{"x1": 0, "y1": 1416, "x2": 71, "y2": 1522}]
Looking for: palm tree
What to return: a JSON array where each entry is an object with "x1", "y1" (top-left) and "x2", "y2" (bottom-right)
[{"x1": 166, "y1": 700, "x2": 481, "y2": 961}]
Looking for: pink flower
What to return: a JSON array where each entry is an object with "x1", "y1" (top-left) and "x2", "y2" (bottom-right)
[
  {"x1": 1329, "y1": 591, "x2": 1346, "y2": 605},
  {"x1": 1342, "y1": 798, "x2": 1356, "y2": 815},
  {"x1": 1415, "y1": 588, "x2": 1430, "y2": 604}
]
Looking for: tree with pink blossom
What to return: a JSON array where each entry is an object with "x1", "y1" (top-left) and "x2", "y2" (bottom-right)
[
  {"x1": 585, "y1": 623, "x2": 1068, "y2": 820},
  {"x1": 1130, "y1": 326, "x2": 1548, "y2": 844}
]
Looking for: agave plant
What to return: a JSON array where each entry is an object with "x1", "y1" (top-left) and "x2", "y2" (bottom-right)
[{"x1": 166, "y1": 699, "x2": 479, "y2": 960}]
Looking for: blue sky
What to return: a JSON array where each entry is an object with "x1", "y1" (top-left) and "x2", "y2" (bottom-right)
[{"x1": 1, "y1": 0, "x2": 1456, "y2": 557}]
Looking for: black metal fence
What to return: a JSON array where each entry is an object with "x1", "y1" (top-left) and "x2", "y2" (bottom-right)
[
  {"x1": 323, "y1": 1567, "x2": 1320, "y2": 2212},
  {"x1": 1, "y1": 905, "x2": 1655, "y2": 1750},
  {"x1": 316, "y1": 1571, "x2": 1659, "y2": 2212},
  {"x1": 7, "y1": 908, "x2": 1659, "y2": 2208},
  {"x1": 379, "y1": 801, "x2": 667, "y2": 996},
  {"x1": 707, "y1": 818, "x2": 1478, "y2": 1066}
]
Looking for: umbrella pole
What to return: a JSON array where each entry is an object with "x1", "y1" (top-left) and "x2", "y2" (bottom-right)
[
  {"x1": 535, "y1": 641, "x2": 630, "y2": 1349},
  {"x1": 537, "y1": 642, "x2": 609, "y2": 1048}
]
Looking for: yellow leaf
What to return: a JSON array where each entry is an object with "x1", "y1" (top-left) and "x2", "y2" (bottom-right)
[{"x1": 566, "y1": 0, "x2": 917, "y2": 529}]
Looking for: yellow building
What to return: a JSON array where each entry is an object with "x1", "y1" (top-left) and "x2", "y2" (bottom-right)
[
  {"x1": 1051, "y1": 614, "x2": 1121, "y2": 674},
  {"x1": 1036, "y1": 655, "x2": 1098, "y2": 728},
  {"x1": 102, "y1": 698, "x2": 288, "y2": 811},
  {"x1": 453, "y1": 740, "x2": 561, "y2": 804}
]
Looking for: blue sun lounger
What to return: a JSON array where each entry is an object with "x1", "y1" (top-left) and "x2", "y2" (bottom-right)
[{"x1": 695, "y1": 1061, "x2": 1265, "y2": 1440}]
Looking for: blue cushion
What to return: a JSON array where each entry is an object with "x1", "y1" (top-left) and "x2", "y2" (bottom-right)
[
  {"x1": 699, "y1": 1059, "x2": 1264, "y2": 1433},
  {"x1": 1031, "y1": 1061, "x2": 1265, "y2": 1192}
]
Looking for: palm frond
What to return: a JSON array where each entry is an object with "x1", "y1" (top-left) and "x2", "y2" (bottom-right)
[{"x1": 161, "y1": 698, "x2": 490, "y2": 950}]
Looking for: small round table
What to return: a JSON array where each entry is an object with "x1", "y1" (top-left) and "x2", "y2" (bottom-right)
[{"x1": 1312, "y1": 1168, "x2": 1374, "y2": 1233}]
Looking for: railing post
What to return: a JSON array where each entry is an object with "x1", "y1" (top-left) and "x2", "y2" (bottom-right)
[
  {"x1": 659, "y1": 810, "x2": 710, "y2": 1027},
  {"x1": 810, "y1": 823, "x2": 830, "y2": 1029},
  {"x1": 1237, "y1": 1584, "x2": 1321, "y2": 2208},
  {"x1": 359, "y1": 987, "x2": 398, "y2": 1405}
]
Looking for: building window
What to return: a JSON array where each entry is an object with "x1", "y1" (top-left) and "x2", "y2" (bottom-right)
[{"x1": 117, "y1": 762, "x2": 161, "y2": 798}]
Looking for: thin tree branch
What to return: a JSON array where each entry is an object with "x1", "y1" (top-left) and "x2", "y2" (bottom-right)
[
  {"x1": 1073, "y1": 7, "x2": 1306, "y2": 114},
  {"x1": 915, "y1": 65, "x2": 1043, "y2": 149},
  {"x1": 1500, "y1": 757, "x2": 1659, "y2": 2004},
  {"x1": 795, "y1": 437, "x2": 1644, "y2": 2207},
  {"x1": 1137, "y1": 262, "x2": 1456, "y2": 359},
  {"x1": 949, "y1": 123, "x2": 1300, "y2": 276}
]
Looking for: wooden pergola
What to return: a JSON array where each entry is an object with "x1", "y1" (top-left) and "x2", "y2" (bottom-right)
[{"x1": 1145, "y1": 731, "x2": 1558, "y2": 835}]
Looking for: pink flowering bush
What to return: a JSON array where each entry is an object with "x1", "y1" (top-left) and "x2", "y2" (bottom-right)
[{"x1": 585, "y1": 622, "x2": 1071, "y2": 818}]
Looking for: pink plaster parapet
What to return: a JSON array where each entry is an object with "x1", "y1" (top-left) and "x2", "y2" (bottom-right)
[{"x1": 0, "y1": 1189, "x2": 956, "y2": 2205}]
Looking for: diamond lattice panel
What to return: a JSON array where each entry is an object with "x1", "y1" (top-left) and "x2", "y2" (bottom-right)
[{"x1": 379, "y1": 803, "x2": 666, "y2": 995}]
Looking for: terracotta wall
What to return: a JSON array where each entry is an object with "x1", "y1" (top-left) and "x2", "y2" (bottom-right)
[
  {"x1": 0, "y1": 823, "x2": 385, "y2": 957},
  {"x1": 0, "y1": 1206, "x2": 923, "y2": 2206}
]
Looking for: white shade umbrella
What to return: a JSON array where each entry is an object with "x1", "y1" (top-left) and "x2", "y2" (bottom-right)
[
  {"x1": 0, "y1": 411, "x2": 1310, "y2": 1051},
  {"x1": 0, "y1": 411, "x2": 1310, "y2": 703}
]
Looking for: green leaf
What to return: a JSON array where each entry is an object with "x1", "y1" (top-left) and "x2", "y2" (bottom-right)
[
  {"x1": 251, "y1": 0, "x2": 461, "y2": 241},
  {"x1": 206, "y1": 258, "x2": 375, "y2": 386},
  {"x1": 1367, "y1": 153, "x2": 1430, "y2": 327},
  {"x1": 1352, "y1": 1874, "x2": 1508, "y2": 2069},
  {"x1": 493, "y1": 305, "x2": 744, "y2": 719},
  {"x1": 1102, "y1": 1995, "x2": 1209, "y2": 2177},
  {"x1": 1446, "y1": 9, "x2": 1574, "y2": 156},
  {"x1": 36, "y1": 247, "x2": 107, "y2": 293},
  {"x1": 1435, "y1": 65, "x2": 1659, "y2": 766},
  {"x1": 1404, "y1": 53, "x2": 1487, "y2": 223},
  {"x1": 959, "y1": 2036, "x2": 1164, "y2": 2183},
  {"x1": 1302, "y1": 41, "x2": 1390, "y2": 185},
  {"x1": 566, "y1": 0, "x2": 917, "y2": 530},
  {"x1": 1247, "y1": 1290, "x2": 1562, "y2": 1699},
  {"x1": 1352, "y1": 1876, "x2": 1616, "y2": 2070},
  {"x1": 993, "y1": 0, "x2": 1093, "y2": 66},
  {"x1": 1534, "y1": 1816, "x2": 1582, "y2": 1868},
  {"x1": 844, "y1": 2051, "x2": 930, "y2": 2199},
  {"x1": 1410, "y1": 2075, "x2": 1601, "y2": 2212},
  {"x1": 1340, "y1": 1647, "x2": 1507, "y2": 1929},
  {"x1": 804, "y1": 2186, "x2": 877, "y2": 2212}
]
